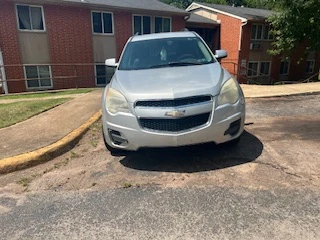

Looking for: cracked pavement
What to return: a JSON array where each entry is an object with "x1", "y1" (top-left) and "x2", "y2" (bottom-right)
[{"x1": 0, "y1": 95, "x2": 319, "y2": 239}]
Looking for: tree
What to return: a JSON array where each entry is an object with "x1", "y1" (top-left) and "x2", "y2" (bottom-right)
[
  {"x1": 244, "y1": 0, "x2": 274, "y2": 9},
  {"x1": 268, "y1": 0, "x2": 320, "y2": 56}
]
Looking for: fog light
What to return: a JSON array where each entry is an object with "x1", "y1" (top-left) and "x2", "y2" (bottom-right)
[
  {"x1": 224, "y1": 119, "x2": 241, "y2": 136},
  {"x1": 108, "y1": 129, "x2": 128, "y2": 145}
]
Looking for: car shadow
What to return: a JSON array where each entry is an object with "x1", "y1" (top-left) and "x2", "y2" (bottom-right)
[{"x1": 119, "y1": 130, "x2": 263, "y2": 173}]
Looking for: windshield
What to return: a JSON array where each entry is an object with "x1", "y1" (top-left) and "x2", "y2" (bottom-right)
[{"x1": 118, "y1": 37, "x2": 216, "y2": 70}]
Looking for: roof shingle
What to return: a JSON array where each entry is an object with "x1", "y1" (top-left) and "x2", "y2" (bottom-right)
[
  {"x1": 59, "y1": 0, "x2": 188, "y2": 15},
  {"x1": 193, "y1": 2, "x2": 273, "y2": 20}
]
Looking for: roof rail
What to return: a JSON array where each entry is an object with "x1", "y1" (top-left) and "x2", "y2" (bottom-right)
[{"x1": 181, "y1": 28, "x2": 189, "y2": 32}]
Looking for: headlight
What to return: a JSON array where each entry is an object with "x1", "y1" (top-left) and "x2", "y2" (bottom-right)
[
  {"x1": 217, "y1": 78, "x2": 240, "y2": 106},
  {"x1": 106, "y1": 88, "x2": 130, "y2": 114}
]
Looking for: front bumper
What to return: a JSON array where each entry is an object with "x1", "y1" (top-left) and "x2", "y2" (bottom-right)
[{"x1": 102, "y1": 97, "x2": 245, "y2": 151}]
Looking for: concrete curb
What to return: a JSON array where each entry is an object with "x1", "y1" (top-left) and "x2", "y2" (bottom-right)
[
  {"x1": 244, "y1": 91, "x2": 320, "y2": 99},
  {"x1": 0, "y1": 110, "x2": 102, "y2": 174}
]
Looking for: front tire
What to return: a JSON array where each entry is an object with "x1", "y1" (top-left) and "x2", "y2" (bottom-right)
[
  {"x1": 228, "y1": 136, "x2": 241, "y2": 145},
  {"x1": 226, "y1": 135, "x2": 241, "y2": 146}
]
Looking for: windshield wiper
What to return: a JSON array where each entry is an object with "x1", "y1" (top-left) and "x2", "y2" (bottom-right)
[{"x1": 149, "y1": 62, "x2": 203, "y2": 69}]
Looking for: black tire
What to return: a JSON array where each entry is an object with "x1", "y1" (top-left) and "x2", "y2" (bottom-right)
[
  {"x1": 226, "y1": 135, "x2": 241, "y2": 145},
  {"x1": 221, "y1": 135, "x2": 241, "y2": 147}
]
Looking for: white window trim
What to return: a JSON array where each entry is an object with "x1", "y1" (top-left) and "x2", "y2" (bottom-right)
[
  {"x1": 280, "y1": 60, "x2": 290, "y2": 76},
  {"x1": 247, "y1": 61, "x2": 259, "y2": 77},
  {"x1": 132, "y1": 14, "x2": 152, "y2": 35},
  {"x1": 305, "y1": 59, "x2": 315, "y2": 73},
  {"x1": 154, "y1": 16, "x2": 172, "y2": 33},
  {"x1": 247, "y1": 61, "x2": 272, "y2": 77},
  {"x1": 24, "y1": 65, "x2": 53, "y2": 89},
  {"x1": 94, "y1": 64, "x2": 107, "y2": 86},
  {"x1": 259, "y1": 61, "x2": 271, "y2": 76},
  {"x1": 91, "y1": 11, "x2": 114, "y2": 36},
  {"x1": 15, "y1": 4, "x2": 46, "y2": 32}
]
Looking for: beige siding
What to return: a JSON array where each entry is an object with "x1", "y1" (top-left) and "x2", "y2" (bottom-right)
[
  {"x1": 249, "y1": 42, "x2": 273, "y2": 61},
  {"x1": 192, "y1": 9, "x2": 218, "y2": 21},
  {"x1": 18, "y1": 32, "x2": 50, "y2": 64},
  {"x1": 92, "y1": 35, "x2": 116, "y2": 63}
]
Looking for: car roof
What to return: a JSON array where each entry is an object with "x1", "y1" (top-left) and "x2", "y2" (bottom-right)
[{"x1": 130, "y1": 31, "x2": 198, "y2": 42}]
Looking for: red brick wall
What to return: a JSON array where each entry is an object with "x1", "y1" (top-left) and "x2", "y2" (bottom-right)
[
  {"x1": 114, "y1": 11, "x2": 132, "y2": 61},
  {"x1": 172, "y1": 16, "x2": 186, "y2": 32},
  {"x1": 45, "y1": 4, "x2": 95, "y2": 89},
  {"x1": 288, "y1": 43, "x2": 308, "y2": 81},
  {"x1": 0, "y1": 0, "x2": 25, "y2": 93},
  {"x1": 270, "y1": 55, "x2": 281, "y2": 82},
  {"x1": 237, "y1": 23, "x2": 251, "y2": 83},
  {"x1": 314, "y1": 52, "x2": 320, "y2": 80},
  {"x1": 241, "y1": 23, "x2": 320, "y2": 82},
  {"x1": 114, "y1": 13, "x2": 186, "y2": 61},
  {"x1": 216, "y1": 13, "x2": 241, "y2": 78}
]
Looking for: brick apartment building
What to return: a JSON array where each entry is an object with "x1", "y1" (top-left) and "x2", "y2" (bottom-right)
[
  {"x1": 1, "y1": 1, "x2": 319, "y2": 94},
  {"x1": 187, "y1": 2, "x2": 320, "y2": 84},
  {"x1": 0, "y1": 0, "x2": 188, "y2": 93}
]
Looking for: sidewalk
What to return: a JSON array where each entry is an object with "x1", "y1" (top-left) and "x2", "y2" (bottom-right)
[
  {"x1": 0, "y1": 82, "x2": 320, "y2": 173},
  {"x1": 0, "y1": 89, "x2": 103, "y2": 160},
  {"x1": 241, "y1": 82, "x2": 320, "y2": 98}
]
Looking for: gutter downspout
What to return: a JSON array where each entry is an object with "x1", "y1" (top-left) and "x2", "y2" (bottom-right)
[
  {"x1": 0, "y1": 50, "x2": 8, "y2": 95},
  {"x1": 239, "y1": 20, "x2": 248, "y2": 51},
  {"x1": 238, "y1": 20, "x2": 248, "y2": 82}
]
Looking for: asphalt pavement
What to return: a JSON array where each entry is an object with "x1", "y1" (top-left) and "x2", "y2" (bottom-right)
[
  {"x1": 0, "y1": 94, "x2": 319, "y2": 239},
  {"x1": 0, "y1": 187, "x2": 319, "y2": 240}
]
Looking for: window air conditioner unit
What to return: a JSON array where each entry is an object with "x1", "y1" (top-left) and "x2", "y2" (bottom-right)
[{"x1": 250, "y1": 42, "x2": 262, "y2": 50}]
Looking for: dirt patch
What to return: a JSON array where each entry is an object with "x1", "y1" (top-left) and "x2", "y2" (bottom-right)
[{"x1": 0, "y1": 118, "x2": 319, "y2": 194}]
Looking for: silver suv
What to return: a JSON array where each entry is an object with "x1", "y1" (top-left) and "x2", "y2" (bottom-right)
[{"x1": 102, "y1": 31, "x2": 245, "y2": 154}]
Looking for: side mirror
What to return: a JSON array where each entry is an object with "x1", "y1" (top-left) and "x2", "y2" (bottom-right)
[
  {"x1": 105, "y1": 58, "x2": 118, "y2": 68},
  {"x1": 214, "y1": 50, "x2": 228, "y2": 59}
]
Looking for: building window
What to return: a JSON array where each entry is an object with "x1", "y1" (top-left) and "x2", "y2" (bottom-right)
[
  {"x1": 24, "y1": 65, "x2": 52, "y2": 89},
  {"x1": 247, "y1": 61, "x2": 271, "y2": 76},
  {"x1": 263, "y1": 25, "x2": 273, "y2": 40},
  {"x1": 16, "y1": 5, "x2": 45, "y2": 31},
  {"x1": 154, "y1": 17, "x2": 171, "y2": 33},
  {"x1": 251, "y1": 24, "x2": 263, "y2": 40},
  {"x1": 305, "y1": 60, "x2": 315, "y2": 73},
  {"x1": 251, "y1": 24, "x2": 273, "y2": 40},
  {"x1": 133, "y1": 15, "x2": 151, "y2": 35},
  {"x1": 260, "y1": 62, "x2": 271, "y2": 75},
  {"x1": 95, "y1": 65, "x2": 107, "y2": 85},
  {"x1": 92, "y1": 11, "x2": 113, "y2": 34},
  {"x1": 280, "y1": 60, "x2": 290, "y2": 75},
  {"x1": 95, "y1": 65, "x2": 114, "y2": 85},
  {"x1": 247, "y1": 62, "x2": 259, "y2": 76}
]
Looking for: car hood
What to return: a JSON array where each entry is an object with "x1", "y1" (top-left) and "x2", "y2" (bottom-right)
[{"x1": 111, "y1": 63, "x2": 225, "y2": 102}]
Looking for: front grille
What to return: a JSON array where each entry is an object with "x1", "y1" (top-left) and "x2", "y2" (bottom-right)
[
  {"x1": 139, "y1": 113, "x2": 210, "y2": 132},
  {"x1": 135, "y1": 95, "x2": 212, "y2": 108}
]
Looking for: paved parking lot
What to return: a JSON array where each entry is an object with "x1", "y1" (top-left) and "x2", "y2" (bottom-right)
[{"x1": 0, "y1": 94, "x2": 319, "y2": 239}]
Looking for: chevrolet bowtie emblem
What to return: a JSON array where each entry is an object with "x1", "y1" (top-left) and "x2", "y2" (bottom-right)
[{"x1": 165, "y1": 110, "x2": 186, "y2": 118}]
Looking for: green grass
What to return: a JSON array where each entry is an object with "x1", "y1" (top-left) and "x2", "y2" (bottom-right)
[
  {"x1": 16, "y1": 177, "x2": 33, "y2": 187},
  {"x1": 0, "y1": 88, "x2": 94, "y2": 100},
  {"x1": 0, "y1": 98, "x2": 71, "y2": 128}
]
